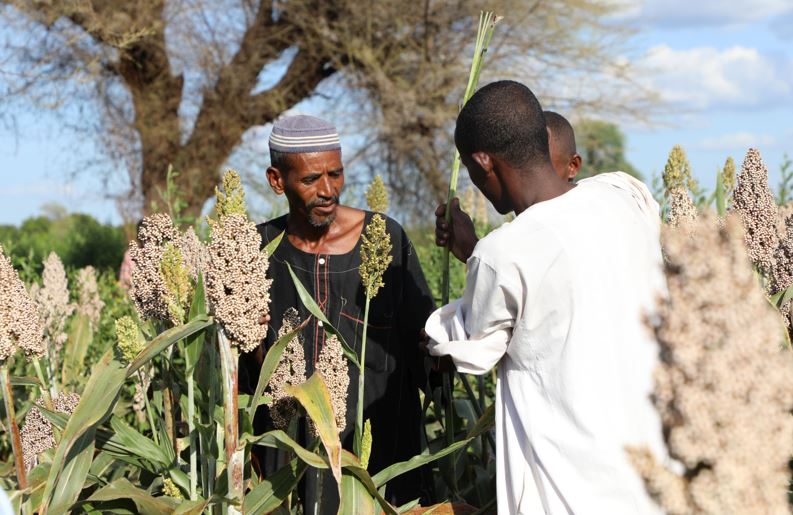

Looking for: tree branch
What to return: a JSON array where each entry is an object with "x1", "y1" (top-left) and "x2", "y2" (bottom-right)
[{"x1": 246, "y1": 47, "x2": 336, "y2": 125}]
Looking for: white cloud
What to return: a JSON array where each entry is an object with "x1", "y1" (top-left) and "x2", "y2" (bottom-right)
[
  {"x1": 695, "y1": 132, "x2": 776, "y2": 151},
  {"x1": 616, "y1": 0, "x2": 793, "y2": 28},
  {"x1": 640, "y1": 45, "x2": 793, "y2": 110}
]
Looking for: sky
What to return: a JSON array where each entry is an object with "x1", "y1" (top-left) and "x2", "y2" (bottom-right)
[{"x1": 0, "y1": 0, "x2": 791, "y2": 225}]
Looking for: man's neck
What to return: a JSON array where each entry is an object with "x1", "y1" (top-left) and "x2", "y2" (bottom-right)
[
  {"x1": 511, "y1": 164, "x2": 575, "y2": 214},
  {"x1": 285, "y1": 205, "x2": 366, "y2": 255}
]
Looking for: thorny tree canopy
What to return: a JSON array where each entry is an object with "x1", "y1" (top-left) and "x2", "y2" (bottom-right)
[{"x1": 0, "y1": 0, "x2": 655, "y2": 221}]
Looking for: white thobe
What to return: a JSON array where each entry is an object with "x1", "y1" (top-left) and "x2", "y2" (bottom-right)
[{"x1": 426, "y1": 173, "x2": 668, "y2": 514}]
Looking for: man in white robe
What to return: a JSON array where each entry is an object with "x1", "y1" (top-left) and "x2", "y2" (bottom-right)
[{"x1": 426, "y1": 80, "x2": 668, "y2": 514}]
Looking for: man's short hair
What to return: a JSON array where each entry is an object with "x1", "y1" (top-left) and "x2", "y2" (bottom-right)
[
  {"x1": 544, "y1": 111, "x2": 577, "y2": 157},
  {"x1": 454, "y1": 80, "x2": 549, "y2": 169},
  {"x1": 270, "y1": 149, "x2": 293, "y2": 173}
]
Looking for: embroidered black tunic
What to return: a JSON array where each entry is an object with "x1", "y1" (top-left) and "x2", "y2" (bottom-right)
[{"x1": 240, "y1": 211, "x2": 436, "y2": 510}]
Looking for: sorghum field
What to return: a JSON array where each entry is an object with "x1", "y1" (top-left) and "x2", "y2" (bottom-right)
[{"x1": 1, "y1": 145, "x2": 793, "y2": 514}]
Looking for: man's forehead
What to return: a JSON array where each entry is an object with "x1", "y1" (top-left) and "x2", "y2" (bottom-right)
[{"x1": 290, "y1": 150, "x2": 343, "y2": 171}]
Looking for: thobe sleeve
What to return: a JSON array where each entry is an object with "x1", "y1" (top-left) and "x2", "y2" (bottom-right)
[{"x1": 425, "y1": 256, "x2": 515, "y2": 374}]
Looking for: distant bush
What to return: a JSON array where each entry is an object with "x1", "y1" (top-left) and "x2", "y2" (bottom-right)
[{"x1": 0, "y1": 213, "x2": 126, "y2": 273}]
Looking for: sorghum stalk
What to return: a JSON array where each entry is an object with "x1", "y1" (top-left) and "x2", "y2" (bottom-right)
[
  {"x1": 187, "y1": 366, "x2": 197, "y2": 500},
  {"x1": 440, "y1": 11, "x2": 499, "y2": 485},
  {"x1": 441, "y1": 11, "x2": 499, "y2": 306},
  {"x1": 356, "y1": 214, "x2": 392, "y2": 456},
  {"x1": 162, "y1": 348, "x2": 176, "y2": 452},
  {"x1": 354, "y1": 293, "x2": 372, "y2": 457},
  {"x1": 218, "y1": 329, "x2": 243, "y2": 513},
  {"x1": 0, "y1": 366, "x2": 27, "y2": 489},
  {"x1": 139, "y1": 369, "x2": 159, "y2": 446}
]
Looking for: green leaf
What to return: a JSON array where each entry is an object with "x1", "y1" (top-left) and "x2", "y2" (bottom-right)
[
  {"x1": 40, "y1": 350, "x2": 127, "y2": 515},
  {"x1": 184, "y1": 275, "x2": 207, "y2": 374},
  {"x1": 108, "y1": 416, "x2": 171, "y2": 469},
  {"x1": 286, "y1": 263, "x2": 360, "y2": 369},
  {"x1": 372, "y1": 403, "x2": 495, "y2": 488},
  {"x1": 244, "y1": 458, "x2": 308, "y2": 515},
  {"x1": 127, "y1": 315, "x2": 212, "y2": 378},
  {"x1": 338, "y1": 451, "x2": 397, "y2": 515},
  {"x1": 246, "y1": 429, "x2": 327, "y2": 469},
  {"x1": 778, "y1": 284, "x2": 793, "y2": 308},
  {"x1": 248, "y1": 317, "x2": 309, "y2": 420},
  {"x1": 173, "y1": 498, "x2": 213, "y2": 515},
  {"x1": 62, "y1": 313, "x2": 93, "y2": 386},
  {"x1": 285, "y1": 373, "x2": 343, "y2": 491},
  {"x1": 264, "y1": 230, "x2": 285, "y2": 256},
  {"x1": 340, "y1": 472, "x2": 376, "y2": 515},
  {"x1": 10, "y1": 375, "x2": 40, "y2": 387},
  {"x1": 86, "y1": 478, "x2": 177, "y2": 515}
]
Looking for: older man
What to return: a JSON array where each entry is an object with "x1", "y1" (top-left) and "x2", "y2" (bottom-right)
[
  {"x1": 241, "y1": 115, "x2": 435, "y2": 511},
  {"x1": 429, "y1": 81, "x2": 668, "y2": 514}
]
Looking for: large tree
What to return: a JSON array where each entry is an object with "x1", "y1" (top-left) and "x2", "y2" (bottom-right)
[{"x1": 0, "y1": 0, "x2": 654, "y2": 219}]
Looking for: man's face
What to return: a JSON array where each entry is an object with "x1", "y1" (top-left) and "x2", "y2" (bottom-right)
[
  {"x1": 269, "y1": 150, "x2": 344, "y2": 228},
  {"x1": 460, "y1": 152, "x2": 511, "y2": 215}
]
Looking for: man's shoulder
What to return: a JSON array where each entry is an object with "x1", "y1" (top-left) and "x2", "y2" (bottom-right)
[
  {"x1": 256, "y1": 214, "x2": 288, "y2": 248},
  {"x1": 472, "y1": 213, "x2": 564, "y2": 269}
]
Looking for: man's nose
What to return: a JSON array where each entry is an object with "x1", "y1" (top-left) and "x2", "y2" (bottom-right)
[{"x1": 317, "y1": 175, "x2": 333, "y2": 198}]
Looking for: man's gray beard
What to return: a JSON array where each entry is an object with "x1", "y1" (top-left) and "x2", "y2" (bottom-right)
[{"x1": 308, "y1": 211, "x2": 336, "y2": 228}]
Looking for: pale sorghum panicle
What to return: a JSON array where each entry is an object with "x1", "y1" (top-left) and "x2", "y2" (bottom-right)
[
  {"x1": 628, "y1": 213, "x2": 793, "y2": 514},
  {"x1": 775, "y1": 201, "x2": 793, "y2": 240},
  {"x1": 359, "y1": 214, "x2": 393, "y2": 299},
  {"x1": 732, "y1": 148, "x2": 779, "y2": 274},
  {"x1": 206, "y1": 213, "x2": 272, "y2": 353},
  {"x1": 33, "y1": 252, "x2": 75, "y2": 358},
  {"x1": 0, "y1": 244, "x2": 44, "y2": 361},
  {"x1": 772, "y1": 214, "x2": 793, "y2": 294},
  {"x1": 365, "y1": 175, "x2": 389, "y2": 213},
  {"x1": 179, "y1": 227, "x2": 207, "y2": 279},
  {"x1": 666, "y1": 187, "x2": 697, "y2": 228},
  {"x1": 266, "y1": 308, "x2": 307, "y2": 430},
  {"x1": 316, "y1": 334, "x2": 349, "y2": 433},
  {"x1": 20, "y1": 392, "x2": 80, "y2": 471},
  {"x1": 129, "y1": 214, "x2": 178, "y2": 322},
  {"x1": 129, "y1": 214, "x2": 196, "y2": 325},
  {"x1": 76, "y1": 266, "x2": 104, "y2": 328}
]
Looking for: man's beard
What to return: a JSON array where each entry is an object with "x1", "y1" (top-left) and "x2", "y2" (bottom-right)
[{"x1": 307, "y1": 196, "x2": 339, "y2": 228}]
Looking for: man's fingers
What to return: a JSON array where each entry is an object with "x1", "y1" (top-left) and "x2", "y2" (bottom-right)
[
  {"x1": 258, "y1": 314, "x2": 271, "y2": 325},
  {"x1": 435, "y1": 203, "x2": 446, "y2": 217}
]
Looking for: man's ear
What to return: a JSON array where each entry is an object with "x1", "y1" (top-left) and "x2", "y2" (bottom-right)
[
  {"x1": 568, "y1": 154, "x2": 582, "y2": 181},
  {"x1": 471, "y1": 151, "x2": 495, "y2": 176},
  {"x1": 266, "y1": 166, "x2": 285, "y2": 195}
]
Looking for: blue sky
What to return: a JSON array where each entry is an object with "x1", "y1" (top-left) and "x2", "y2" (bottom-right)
[{"x1": 1, "y1": 0, "x2": 791, "y2": 225}]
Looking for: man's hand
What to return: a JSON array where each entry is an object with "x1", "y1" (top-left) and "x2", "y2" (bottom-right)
[
  {"x1": 419, "y1": 329, "x2": 456, "y2": 373},
  {"x1": 435, "y1": 197, "x2": 478, "y2": 263}
]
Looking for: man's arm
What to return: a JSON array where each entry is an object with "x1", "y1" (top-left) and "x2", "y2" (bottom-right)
[
  {"x1": 425, "y1": 255, "x2": 513, "y2": 374},
  {"x1": 435, "y1": 198, "x2": 478, "y2": 263}
]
